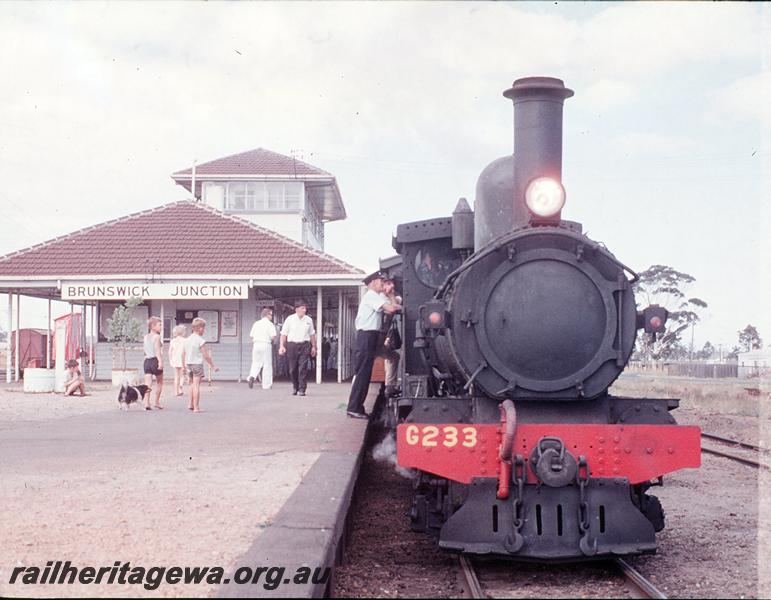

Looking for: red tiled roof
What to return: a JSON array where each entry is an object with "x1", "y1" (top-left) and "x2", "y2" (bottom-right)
[
  {"x1": 172, "y1": 148, "x2": 331, "y2": 178},
  {"x1": 0, "y1": 201, "x2": 363, "y2": 278}
]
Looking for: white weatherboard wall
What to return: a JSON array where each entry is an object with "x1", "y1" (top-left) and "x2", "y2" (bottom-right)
[
  {"x1": 240, "y1": 213, "x2": 303, "y2": 245},
  {"x1": 94, "y1": 297, "x2": 261, "y2": 381},
  {"x1": 200, "y1": 183, "x2": 311, "y2": 248}
]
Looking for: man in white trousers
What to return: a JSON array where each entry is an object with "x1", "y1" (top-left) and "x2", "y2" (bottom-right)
[{"x1": 248, "y1": 308, "x2": 277, "y2": 390}]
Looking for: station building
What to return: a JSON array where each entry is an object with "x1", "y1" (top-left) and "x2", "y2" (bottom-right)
[
  {"x1": 1, "y1": 148, "x2": 364, "y2": 385},
  {"x1": 737, "y1": 347, "x2": 771, "y2": 378}
]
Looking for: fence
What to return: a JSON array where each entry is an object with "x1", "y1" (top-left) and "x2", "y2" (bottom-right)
[
  {"x1": 627, "y1": 361, "x2": 739, "y2": 378},
  {"x1": 738, "y1": 365, "x2": 771, "y2": 379}
]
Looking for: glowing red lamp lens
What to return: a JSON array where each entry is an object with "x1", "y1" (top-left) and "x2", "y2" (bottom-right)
[
  {"x1": 429, "y1": 311, "x2": 443, "y2": 325},
  {"x1": 650, "y1": 316, "x2": 663, "y2": 330}
]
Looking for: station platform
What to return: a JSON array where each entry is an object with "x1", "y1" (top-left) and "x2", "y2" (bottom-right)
[{"x1": 0, "y1": 380, "x2": 375, "y2": 598}]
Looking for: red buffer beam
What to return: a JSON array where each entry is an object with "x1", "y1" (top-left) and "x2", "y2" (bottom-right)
[{"x1": 396, "y1": 423, "x2": 701, "y2": 485}]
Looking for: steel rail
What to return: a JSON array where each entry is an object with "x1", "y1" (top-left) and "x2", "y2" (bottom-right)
[
  {"x1": 614, "y1": 558, "x2": 667, "y2": 599},
  {"x1": 701, "y1": 432, "x2": 767, "y2": 453},
  {"x1": 458, "y1": 554, "x2": 667, "y2": 599},
  {"x1": 700, "y1": 445, "x2": 763, "y2": 469},
  {"x1": 458, "y1": 554, "x2": 485, "y2": 599}
]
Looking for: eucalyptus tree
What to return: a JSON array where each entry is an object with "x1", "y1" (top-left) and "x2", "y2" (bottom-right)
[
  {"x1": 632, "y1": 265, "x2": 707, "y2": 362},
  {"x1": 738, "y1": 325, "x2": 763, "y2": 352}
]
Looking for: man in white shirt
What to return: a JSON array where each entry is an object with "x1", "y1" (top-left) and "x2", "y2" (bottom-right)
[
  {"x1": 248, "y1": 307, "x2": 277, "y2": 390},
  {"x1": 278, "y1": 299, "x2": 317, "y2": 396},
  {"x1": 346, "y1": 271, "x2": 401, "y2": 419}
]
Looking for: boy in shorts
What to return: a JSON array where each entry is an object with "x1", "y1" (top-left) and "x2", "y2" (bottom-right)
[
  {"x1": 181, "y1": 317, "x2": 218, "y2": 413},
  {"x1": 63, "y1": 359, "x2": 88, "y2": 396}
]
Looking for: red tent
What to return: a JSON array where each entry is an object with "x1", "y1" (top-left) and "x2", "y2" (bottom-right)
[
  {"x1": 10, "y1": 329, "x2": 52, "y2": 371},
  {"x1": 52, "y1": 313, "x2": 82, "y2": 363}
]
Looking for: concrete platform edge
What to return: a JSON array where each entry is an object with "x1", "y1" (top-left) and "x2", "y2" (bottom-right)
[{"x1": 217, "y1": 401, "x2": 375, "y2": 598}]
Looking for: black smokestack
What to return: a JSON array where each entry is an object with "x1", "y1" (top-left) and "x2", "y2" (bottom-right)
[{"x1": 503, "y1": 77, "x2": 574, "y2": 228}]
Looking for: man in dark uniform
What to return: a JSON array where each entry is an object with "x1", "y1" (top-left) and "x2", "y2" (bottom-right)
[{"x1": 346, "y1": 271, "x2": 401, "y2": 419}]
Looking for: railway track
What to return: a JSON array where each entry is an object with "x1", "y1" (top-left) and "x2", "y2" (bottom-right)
[
  {"x1": 458, "y1": 554, "x2": 484, "y2": 599},
  {"x1": 458, "y1": 553, "x2": 667, "y2": 599},
  {"x1": 701, "y1": 432, "x2": 767, "y2": 469},
  {"x1": 614, "y1": 558, "x2": 667, "y2": 599},
  {"x1": 701, "y1": 432, "x2": 767, "y2": 453},
  {"x1": 450, "y1": 433, "x2": 762, "y2": 598}
]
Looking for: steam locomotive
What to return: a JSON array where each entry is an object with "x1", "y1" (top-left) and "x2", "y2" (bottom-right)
[{"x1": 384, "y1": 77, "x2": 701, "y2": 560}]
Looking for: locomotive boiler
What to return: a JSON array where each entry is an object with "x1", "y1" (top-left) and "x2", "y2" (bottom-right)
[{"x1": 388, "y1": 77, "x2": 701, "y2": 560}]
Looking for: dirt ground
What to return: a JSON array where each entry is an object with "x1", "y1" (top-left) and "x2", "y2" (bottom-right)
[
  {"x1": 0, "y1": 381, "x2": 363, "y2": 598},
  {"x1": 335, "y1": 374, "x2": 769, "y2": 598},
  {"x1": 614, "y1": 373, "x2": 771, "y2": 597},
  {"x1": 0, "y1": 381, "x2": 121, "y2": 425},
  {"x1": 610, "y1": 373, "x2": 770, "y2": 421}
]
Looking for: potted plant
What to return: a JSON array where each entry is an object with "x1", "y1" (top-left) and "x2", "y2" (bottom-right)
[{"x1": 107, "y1": 297, "x2": 144, "y2": 386}]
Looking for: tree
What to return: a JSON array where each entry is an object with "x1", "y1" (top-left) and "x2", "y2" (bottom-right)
[
  {"x1": 632, "y1": 265, "x2": 708, "y2": 362},
  {"x1": 661, "y1": 341, "x2": 689, "y2": 361},
  {"x1": 696, "y1": 341, "x2": 715, "y2": 361},
  {"x1": 738, "y1": 325, "x2": 763, "y2": 352},
  {"x1": 0, "y1": 326, "x2": 6, "y2": 344},
  {"x1": 107, "y1": 297, "x2": 144, "y2": 370}
]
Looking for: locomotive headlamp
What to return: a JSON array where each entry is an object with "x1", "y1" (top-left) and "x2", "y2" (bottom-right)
[
  {"x1": 636, "y1": 305, "x2": 668, "y2": 341},
  {"x1": 525, "y1": 177, "x2": 566, "y2": 219},
  {"x1": 420, "y1": 301, "x2": 448, "y2": 330},
  {"x1": 428, "y1": 311, "x2": 443, "y2": 326}
]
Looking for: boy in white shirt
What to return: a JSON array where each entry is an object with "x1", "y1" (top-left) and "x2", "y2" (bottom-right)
[{"x1": 181, "y1": 317, "x2": 218, "y2": 413}]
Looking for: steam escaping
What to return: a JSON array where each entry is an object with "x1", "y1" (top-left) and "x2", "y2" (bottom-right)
[{"x1": 372, "y1": 433, "x2": 417, "y2": 479}]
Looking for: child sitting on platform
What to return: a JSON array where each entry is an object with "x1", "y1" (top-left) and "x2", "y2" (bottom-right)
[{"x1": 63, "y1": 359, "x2": 88, "y2": 396}]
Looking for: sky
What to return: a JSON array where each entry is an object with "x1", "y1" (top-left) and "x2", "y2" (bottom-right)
[{"x1": 0, "y1": 1, "x2": 768, "y2": 352}]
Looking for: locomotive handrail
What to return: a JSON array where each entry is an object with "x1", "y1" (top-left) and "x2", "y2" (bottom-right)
[
  {"x1": 434, "y1": 227, "x2": 639, "y2": 299},
  {"x1": 498, "y1": 400, "x2": 517, "y2": 461}
]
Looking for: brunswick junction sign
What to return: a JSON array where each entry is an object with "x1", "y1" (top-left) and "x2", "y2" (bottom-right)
[{"x1": 61, "y1": 281, "x2": 249, "y2": 301}]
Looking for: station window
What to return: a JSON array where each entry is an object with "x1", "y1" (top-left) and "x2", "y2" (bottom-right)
[
  {"x1": 97, "y1": 302, "x2": 149, "y2": 342},
  {"x1": 204, "y1": 181, "x2": 304, "y2": 213},
  {"x1": 303, "y1": 201, "x2": 325, "y2": 248},
  {"x1": 266, "y1": 183, "x2": 283, "y2": 210},
  {"x1": 285, "y1": 182, "x2": 302, "y2": 210},
  {"x1": 229, "y1": 182, "x2": 248, "y2": 211}
]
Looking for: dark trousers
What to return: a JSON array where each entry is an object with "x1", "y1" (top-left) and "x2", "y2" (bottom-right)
[
  {"x1": 346, "y1": 330, "x2": 380, "y2": 414},
  {"x1": 286, "y1": 341, "x2": 311, "y2": 392}
]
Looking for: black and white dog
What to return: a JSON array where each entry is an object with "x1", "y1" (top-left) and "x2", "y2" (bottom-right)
[{"x1": 117, "y1": 383, "x2": 151, "y2": 410}]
